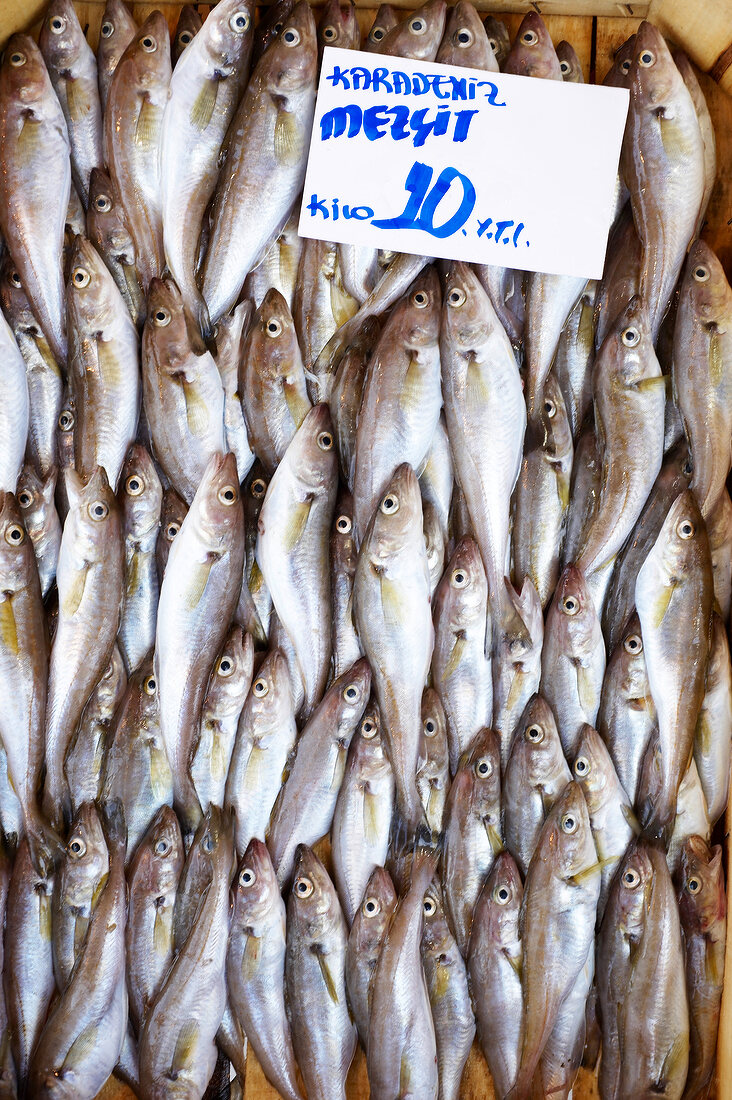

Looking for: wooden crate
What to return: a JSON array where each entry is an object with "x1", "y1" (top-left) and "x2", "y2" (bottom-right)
[{"x1": 1, "y1": 2, "x2": 731, "y2": 1098}]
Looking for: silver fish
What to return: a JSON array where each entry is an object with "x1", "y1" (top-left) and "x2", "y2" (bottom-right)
[
  {"x1": 65, "y1": 645, "x2": 126, "y2": 812},
  {"x1": 117, "y1": 445, "x2": 162, "y2": 674},
  {"x1": 345, "y1": 866, "x2": 397, "y2": 1048},
  {"x1": 96, "y1": 0, "x2": 137, "y2": 112},
  {"x1": 416, "y1": 689, "x2": 450, "y2": 837},
  {"x1": 16, "y1": 466, "x2": 60, "y2": 599}
]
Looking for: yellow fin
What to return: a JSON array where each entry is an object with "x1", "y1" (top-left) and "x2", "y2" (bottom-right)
[
  {"x1": 274, "y1": 109, "x2": 302, "y2": 165},
  {"x1": 314, "y1": 947, "x2": 340, "y2": 1004},
  {"x1": 242, "y1": 932, "x2": 262, "y2": 981},
  {"x1": 35, "y1": 335, "x2": 61, "y2": 377},
  {"x1": 126, "y1": 550, "x2": 141, "y2": 599},
  {"x1": 444, "y1": 633, "x2": 467, "y2": 681},
  {"x1": 0, "y1": 597, "x2": 18, "y2": 657},
  {"x1": 330, "y1": 742, "x2": 347, "y2": 790},
  {"x1": 62, "y1": 562, "x2": 90, "y2": 618},
  {"x1": 658, "y1": 1031, "x2": 690, "y2": 1092},
  {"x1": 96, "y1": 338, "x2": 123, "y2": 389},
  {"x1": 466, "y1": 358, "x2": 490, "y2": 405},
  {"x1": 283, "y1": 381, "x2": 310, "y2": 429},
  {"x1": 211, "y1": 732, "x2": 227, "y2": 784},
  {"x1": 485, "y1": 823, "x2": 504, "y2": 855},
  {"x1": 16, "y1": 115, "x2": 43, "y2": 164},
  {"x1": 575, "y1": 662, "x2": 598, "y2": 717},
  {"x1": 39, "y1": 890, "x2": 52, "y2": 941},
  {"x1": 283, "y1": 497, "x2": 312, "y2": 552},
  {"x1": 170, "y1": 1020, "x2": 200, "y2": 1078},
  {"x1": 433, "y1": 960, "x2": 450, "y2": 1000},
  {"x1": 153, "y1": 905, "x2": 172, "y2": 957},
  {"x1": 185, "y1": 557, "x2": 214, "y2": 611},
  {"x1": 634, "y1": 375, "x2": 667, "y2": 394},
  {"x1": 363, "y1": 788, "x2": 380, "y2": 844},
  {"x1": 659, "y1": 115, "x2": 693, "y2": 163},
  {"x1": 709, "y1": 331, "x2": 723, "y2": 388},
  {"x1": 620, "y1": 802, "x2": 641, "y2": 836},
  {"x1": 556, "y1": 469, "x2": 571, "y2": 512},
  {"x1": 65, "y1": 75, "x2": 91, "y2": 124},
  {"x1": 122, "y1": 263, "x2": 142, "y2": 305},
  {"x1": 330, "y1": 278, "x2": 358, "y2": 329},
  {"x1": 182, "y1": 378, "x2": 210, "y2": 437},
  {"x1": 379, "y1": 574, "x2": 406, "y2": 628},
  {"x1": 135, "y1": 96, "x2": 162, "y2": 149},
  {"x1": 651, "y1": 581, "x2": 676, "y2": 630},
  {"x1": 73, "y1": 913, "x2": 90, "y2": 958},
  {"x1": 150, "y1": 745, "x2": 172, "y2": 801},
  {"x1": 62, "y1": 1022, "x2": 98, "y2": 1071},
  {"x1": 190, "y1": 78, "x2": 218, "y2": 132}
]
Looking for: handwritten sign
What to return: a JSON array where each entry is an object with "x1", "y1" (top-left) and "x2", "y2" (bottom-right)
[{"x1": 298, "y1": 48, "x2": 629, "y2": 279}]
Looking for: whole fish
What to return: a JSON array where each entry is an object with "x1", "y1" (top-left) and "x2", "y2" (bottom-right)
[
  {"x1": 553, "y1": 281, "x2": 596, "y2": 441},
  {"x1": 142, "y1": 277, "x2": 226, "y2": 504},
  {"x1": 126, "y1": 805, "x2": 184, "y2": 1032},
  {"x1": 376, "y1": 0, "x2": 447, "y2": 61},
  {"x1": 597, "y1": 840, "x2": 689, "y2": 1100},
  {"x1": 160, "y1": 0, "x2": 254, "y2": 335},
  {"x1": 192, "y1": 627, "x2": 254, "y2": 813},
  {"x1": 363, "y1": 5, "x2": 398, "y2": 51},
  {"x1": 635, "y1": 490, "x2": 713, "y2": 840},
  {"x1": 353, "y1": 267, "x2": 442, "y2": 544},
  {"x1": 0, "y1": 260, "x2": 59, "y2": 481},
  {"x1": 331, "y1": 706, "x2": 394, "y2": 925},
  {"x1": 416, "y1": 689, "x2": 450, "y2": 836},
  {"x1": 239, "y1": 287, "x2": 312, "y2": 476},
  {"x1": 228, "y1": 840, "x2": 304, "y2": 1100},
  {"x1": 201, "y1": 1, "x2": 317, "y2": 330},
  {"x1": 540, "y1": 564, "x2": 606, "y2": 759},
  {"x1": 621, "y1": 22, "x2": 704, "y2": 339},
  {"x1": 442, "y1": 728, "x2": 503, "y2": 956},
  {"x1": 51, "y1": 801, "x2": 109, "y2": 990},
  {"x1": 513, "y1": 373, "x2": 574, "y2": 608},
  {"x1": 86, "y1": 167, "x2": 145, "y2": 328},
  {"x1": 0, "y1": 35, "x2": 70, "y2": 367},
  {"x1": 468, "y1": 853, "x2": 523, "y2": 1100},
  {"x1": 509, "y1": 782, "x2": 599, "y2": 1099},
  {"x1": 39, "y1": 0, "x2": 103, "y2": 208},
  {"x1": 225, "y1": 649, "x2": 297, "y2": 856},
  {"x1": 436, "y1": 1, "x2": 498, "y2": 70},
  {"x1": 345, "y1": 866, "x2": 397, "y2": 1047},
  {"x1": 269, "y1": 660, "x2": 370, "y2": 886},
  {"x1": 330, "y1": 495, "x2": 363, "y2": 679},
  {"x1": 256, "y1": 404, "x2": 337, "y2": 717},
  {"x1": 676, "y1": 835, "x2": 726, "y2": 1100},
  {"x1": 117, "y1": 445, "x2": 162, "y2": 673},
  {"x1": 421, "y1": 881, "x2": 475, "y2": 1100},
  {"x1": 16, "y1": 466, "x2": 60, "y2": 599},
  {"x1": 156, "y1": 452, "x2": 244, "y2": 835},
  {"x1": 105, "y1": 13, "x2": 171, "y2": 290},
  {"x1": 67, "y1": 234, "x2": 140, "y2": 491},
  {"x1": 354, "y1": 463, "x2": 433, "y2": 835},
  {"x1": 215, "y1": 301, "x2": 256, "y2": 484},
  {"x1": 694, "y1": 611, "x2": 732, "y2": 825},
  {"x1": 30, "y1": 804, "x2": 128, "y2": 1099},
  {"x1": 503, "y1": 694, "x2": 571, "y2": 878},
  {"x1": 286, "y1": 846, "x2": 357, "y2": 1100},
  {"x1": 483, "y1": 15, "x2": 510, "y2": 67},
  {"x1": 243, "y1": 207, "x2": 302, "y2": 311},
  {"x1": 101, "y1": 655, "x2": 173, "y2": 857},
  {"x1": 96, "y1": 0, "x2": 137, "y2": 111},
  {"x1": 65, "y1": 645, "x2": 126, "y2": 811},
  {"x1": 155, "y1": 487, "x2": 187, "y2": 581},
  {"x1": 293, "y1": 239, "x2": 358, "y2": 398},
  {"x1": 173, "y1": 6, "x2": 202, "y2": 65},
  {"x1": 43, "y1": 467, "x2": 123, "y2": 829},
  {"x1": 432, "y1": 537, "x2": 492, "y2": 774}
]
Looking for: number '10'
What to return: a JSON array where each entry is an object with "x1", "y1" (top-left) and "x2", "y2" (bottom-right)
[{"x1": 372, "y1": 161, "x2": 476, "y2": 239}]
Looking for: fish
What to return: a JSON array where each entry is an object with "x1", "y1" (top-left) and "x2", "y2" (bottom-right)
[
  {"x1": 673, "y1": 49, "x2": 717, "y2": 241},
  {"x1": 345, "y1": 866, "x2": 397, "y2": 1047},
  {"x1": 67, "y1": 234, "x2": 140, "y2": 492},
  {"x1": 552, "y1": 281, "x2": 596, "y2": 442},
  {"x1": 256, "y1": 404, "x2": 337, "y2": 717},
  {"x1": 0, "y1": 35, "x2": 70, "y2": 367},
  {"x1": 330, "y1": 494, "x2": 363, "y2": 679},
  {"x1": 562, "y1": 418, "x2": 601, "y2": 571},
  {"x1": 354, "y1": 463, "x2": 433, "y2": 836},
  {"x1": 317, "y1": 0, "x2": 360, "y2": 59},
  {"x1": 504, "y1": 12, "x2": 562, "y2": 79},
  {"x1": 55, "y1": 385, "x2": 76, "y2": 523},
  {"x1": 65, "y1": 645, "x2": 126, "y2": 811},
  {"x1": 421, "y1": 881, "x2": 476, "y2": 1100},
  {"x1": 172, "y1": 5, "x2": 202, "y2": 66},
  {"x1": 363, "y1": 5, "x2": 399, "y2": 52},
  {"x1": 419, "y1": 416, "x2": 453, "y2": 542},
  {"x1": 329, "y1": 316, "x2": 380, "y2": 490},
  {"x1": 96, "y1": 0, "x2": 137, "y2": 112},
  {"x1": 293, "y1": 239, "x2": 358, "y2": 400},
  {"x1": 215, "y1": 301, "x2": 256, "y2": 485},
  {"x1": 375, "y1": 0, "x2": 447, "y2": 62},
  {"x1": 117, "y1": 445, "x2": 162, "y2": 674},
  {"x1": 557, "y1": 39, "x2": 584, "y2": 81},
  {"x1": 707, "y1": 487, "x2": 732, "y2": 620},
  {"x1": 331, "y1": 706, "x2": 394, "y2": 925},
  {"x1": 39, "y1": 0, "x2": 103, "y2": 208},
  {"x1": 126, "y1": 805, "x2": 184, "y2": 1033},
  {"x1": 503, "y1": 694, "x2": 572, "y2": 878},
  {"x1": 43, "y1": 466, "x2": 123, "y2": 830},
  {"x1": 155, "y1": 488, "x2": 187, "y2": 581},
  {"x1": 228, "y1": 839, "x2": 304, "y2": 1100},
  {"x1": 442, "y1": 728, "x2": 503, "y2": 956},
  {"x1": 416, "y1": 689, "x2": 450, "y2": 837},
  {"x1": 235, "y1": 464, "x2": 272, "y2": 646},
  {"x1": 634, "y1": 490, "x2": 713, "y2": 840},
  {"x1": 693, "y1": 611, "x2": 732, "y2": 825},
  {"x1": 201, "y1": 1, "x2": 317, "y2": 330},
  {"x1": 155, "y1": 452, "x2": 244, "y2": 836},
  {"x1": 251, "y1": 0, "x2": 295, "y2": 65},
  {"x1": 0, "y1": 303, "x2": 30, "y2": 499},
  {"x1": 142, "y1": 277, "x2": 226, "y2": 505},
  {"x1": 160, "y1": 0, "x2": 254, "y2": 336},
  {"x1": 492, "y1": 577, "x2": 544, "y2": 770},
  {"x1": 665, "y1": 758, "x2": 711, "y2": 877},
  {"x1": 286, "y1": 846, "x2": 357, "y2": 1100},
  {"x1": 593, "y1": 204, "x2": 641, "y2": 352},
  {"x1": 51, "y1": 801, "x2": 109, "y2": 990},
  {"x1": 468, "y1": 853, "x2": 523, "y2": 1100},
  {"x1": 597, "y1": 840, "x2": 689, "y2": 1100},
  {"x1": 244, "y1": 207, "x2": 303, "y2": 311},
  {"x1": 225, "y1": 649, "x2": 297, "y2": 856},
  {"x1": 86, "y1": 167, "x2": 145, "y2": 328},
  {"x1": 483, "y1": 15, "x2": 510, "y2": 67},
  {"x1": 268, "y1": 660, "x2": 370, "y2": 886},
  {"x1": 105, "y1": 13, "x2": 171, "y2": 290},
  {"x1": 436, "y1": 1, "x2": 498, "y2": 70},
  {"x1": 431, "y1": 537, "x2": 492, "y2": 774}
]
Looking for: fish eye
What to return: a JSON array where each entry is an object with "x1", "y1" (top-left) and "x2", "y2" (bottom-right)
[
  {"x1": 623, "y1": 867, "x2": 641, "y2": 888},
  {"x1": 361, "y1": 715, "x2": 377, "y2": 738},
  {"x1": 423, "y1": 896, "x2": 436, "y2": 916},
  {"x1": 620, "y1": 58, "x2": 631, "y2": 73},
  {"x1": 342, "y1": 683, "x2": 360, "y2": 703},
  {"x1": 525, "y1": 723, "x2": 544, "y2": 743},
  {"x1": 217, "y1": 484, "x2": 238, "y2": 506},
  {"x1": 447, "y1": 287, "x2": 466, "y2": 307},
  {"x1": 474, "y1": 756, "x2": 492, "y2": 779},
  {"x1": 455, "y1": 28, "x2": 474, "y2": 47},
  {"x1": 560, "y1": 812, "x2": 578, "y2": 834},
  {"x1": 165, "y1": 521, "x2": 180, "y2": 540},
  {"x1": 8, "y1": 271, "x2": 21, "y2": 288},
  {"x1": 574, "y1": 755, "x2": 591, "y2": 777},
  {"x1": 178, "y1": 31, "x2": 193, "y2": 45},
  {"x1": 488, "y1": 37, "x2": 498, "y2": 53},
  {"x1": 283, "y1": 28, "x2": 300, "y2": 46},
  {"x1": 125, "y1": 474, "x2": 144, "y2": 497},
  {"x1": 49, "y1": 14, "x2": 66, "y2": 33},
  {"x1": 363, "y1": 895, "x2": 380, "y2": 916},
  {"x1": 322, "y1": 25, "x2": 338, "y2": 41},
  {"x1": 17, "y1": 489, "x2": 33, "y2": 508},
  {"x1": 412, "y1": 289, "x2": 429, "y2": 308},
  {"x1": 217, "y1": 656, "x2": 234, "y2": 677},
  {"x1": 560, "y1": 59, "x2": 571, "y2": 74},
  {"x1": 370, "y1": 26, "x2": 385, "y2": 41},
  {"x1": 294, "y1": 875, "x2": 314, "y2": 897},
  {"x1": 154, "y1": 836, "x2": 170, "y2": 855},
  {"x1": 143, "y1": 674, "x2": 157, "y2": 695},
  {"x1": 317, "y1": 431, "x2": 334, "y2": 452},
  {"x1": 621, "y1": 326, "x2": 640, "y2": 347},
  {"x1": 624, "y1": 633, "x2": 643, "y2": 655},
  {"x1": 202, "y1": 832, "x2": 214, "y2": 853},
  {"x1": 239, "y1": 866, "x2": 256, "y2": 887},
  {"x1": 380, "y1": 494, "x2": 399, "y2": 515},
  {"x1": 493, "y1": 883, "x2": 511, "y2": 904},
  {"x1": 72, "y1": 267, "x2": 91, "y2": 288},
  {"x1": 252, "y1": 677, "x2": 269, "y2": 697},
  {"x1": 141, "y1": 35, "x2": 157, "y2": 52},
  {"x1": 423, "y1": 717, "x2": 436, "y2": 736},
  {"x1": 544, "y1": 398, "x2": 556, "y2": 418},
  {"x1": 4, "y1": 523, "x2": 25, "y2": 546},
  {"x1": 522, "y1": 29, "x2": 538, "y2": 45},
  {"x1": 68, "y1": 836, "x2": 87, "y2": 857},
  {"x1": 450, "y1": 568, "x2": 469, "y2": 588},
  {"x1": 693, "y1": 264, "x2": 710, "y2": 283},
  {"x1": 9, "y1": 52, "x2": 26, "y2": 67},
  {"x1": 409, "y1": 17, "x2": 427, "y2": 34},
  {"x1": 229, "y1": 11, "x2": 251, "y2": 32},
  {"x1": 88, "y1": 500, "x2": 109, "y2": 521},
  {"x1": 101, "y1": 20, "x2": 114, "y2": 37},
  {"x1": 336, "y1": 514, "x2": 351, "y2": 534},
  {"x1": 251, "y1": 478, "x2": 268, "y2": 498},
  {"x1": 638, "y1": 48, "x2": 655, "y2": 67},
  {"x1": 94, "y1": 193, "x2": 112, "y2": 213},
  {"x1": 687, "y1": 876, "x2": 701, "y2": 894},
  {"x1": 265, "y1": 317, "x2": 282, "y2": 337},
  {"x1": 561, "y1": 594, "x2": 580, "y2": 616},
  {"x1": 677, "y1": 518, "x2": 695, "y2": 540},
  {"x1": 153, "y1": 307, "x2": 171, "y2": 327},
  {"x1": 58, "y1": 409, "x2": 74, "y2": 431}
]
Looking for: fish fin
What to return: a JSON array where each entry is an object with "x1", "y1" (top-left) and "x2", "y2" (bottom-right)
[
  {"x1": 62, "y1": 562, "x2": 90, "y2": 618},
  {"x1": 91, "y1": 871, "x2": 109, "y2": 910},
  {"x1": 181, "y1": 378, "x2": 210, "y2": 436},
  {"x1": 149, "y1": 745, "x2": 172, "y2": 800},
  {"x1": 634, "y1": 375, "x2": 667, "y2": 394},
  {"x1": 444, "y1": 632, "x2": 467, "y2": 681},
  {"x1": 331, "y1": 742, "x2": 347, "y2": 789},
  {"x1": 39, "y1": 888, "x2": 53, "y2": 941},
  {"x1": 709, "y1": 331, "x2": 723, "y2": 388},
  {"x1": 126, "y1": 549, "x2": 141, "y2": 598},
  {"x1": 656, "y1": 1031, "x2": 690, "y2": 1093},
  {"x1": 484, "y1": 822, "x2": 504, "y2": 855},
  {"x1": 73, "y1": 913, "x2": 90, "y2": 959},
  {"x1": 311, "y1": 944, "x2": 340, "y2": 1004},
  {"x1": 211, "y1": 732, "x2": 227, "y2": 784},
  {"x1": 556, "y1": 469, "x2": 571, "y2": 511},
  {"x1": 65, "y1": 76, "x2": 92, "y2": 124},
  {"x1": 242, "y1": 932, "x2": 262, "y2": 980},
  {"x1": 659, "y1": 115, "x2": 694, "y2": 163},
  {"x1": 61, "y1": 1022, "x2": 98, "y2": 1071},
  {"x1": 651, "y1": 581, "x2": 677, "y2": 630},
  {"x1": 575, "y1": 662, "x2": 598, "y2": 717},
  {"x1": 274, "y1": 109, "x2": 302, "y2": 165},
  {"x1": 620, "y1": 802, "x2": 641, "y2": 836},
  {"x1": 96, "y1": 339, "x2": 123, "y2": 389},
  {"x1": 153, "y1": 904, "x2": 172, "y2": 956},
  {"x1": 363, "y1": 787, "x2": 380, "y2": 844},
  {"x1": 16, "y1": 114, "x2": 43, "y2": 165},
  {"x1": 121, "y1": 263, "x2": 143, "y2": 307},
  {"x1": 190, "y1": 78, "x2": 218, "y2": 131},
  {"x1": 35, "y1": 334, "x2": 61, "y2": 376},
  {"x1": 466, "y1": 358, "x2": 490, "y2": 405},
  {"x1": 283, "y1": 381, "x2": 310, "y2": 428},
  {"x1": 378, "y1": 574, "x2": 406, "y2": 628},
  {"x1": 433, "y1": 960, "x2": 450, "y2": 1000},
  {"x1": 283, "y1": 497, "x2": 312, "y2": 552},
  {"x1": 0, "y1": 596, "x2": 18, "y2": 656},
  {"x1": 135, "y1": 96, "x2": 162, "y2": 149},
  {"x1": 330, "y1": 277, "x2": 358, "y2": 329},
  {"x1": 170, "y1": 1020, "x2": 200, "y2": 1079},
  {"x1": 185, "y1": 556, "x2": 215, "y2": 610}
]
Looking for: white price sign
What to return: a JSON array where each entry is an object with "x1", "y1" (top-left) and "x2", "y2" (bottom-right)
[{"x1": 299, "y1": 48, "x2": 629, "y2": 279}]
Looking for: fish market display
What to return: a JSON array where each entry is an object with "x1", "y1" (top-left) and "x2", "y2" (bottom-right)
[{"x1": 0, "y1": 4, "x2": 727, "y2": 1100}]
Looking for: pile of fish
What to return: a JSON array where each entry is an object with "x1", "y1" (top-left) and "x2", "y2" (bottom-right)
[{"x1": 0, "y1": 0, "x2": 727, "y2": 1096}]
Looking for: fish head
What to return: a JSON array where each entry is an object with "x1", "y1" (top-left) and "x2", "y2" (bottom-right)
[
  {"x1": 379, "y1": 0, "x2": 447, "y2": 61},
  {"x1": 207, "y1": 627, "x2": 254, "y2": 716},
  {"x1": 67, "y1": 235, "x2": 118, "y2": 331},
  {"x1": 128, "y1": 653, "x2": 162, "y2": 727},
  {"x1": 542, "y1": 781, "x2": 598, "y2": 883},
  {"x1": 57, "y1": 385, "x2": 76, "y2": 462},
  {"x1": 173, "y1": 5, "x2": 202, "y2": 62},
  {"x1": 40, "y1": 0, "x2": 86, "y2": 72},
  {"x1": 331, "y1": 491, "x2": 356, "y2": 562},
  {"x1": 0, "y1": 254, "x2": 34, "y2": 326},
  {"x1": 538, "y1": 372, "x2": 573, "y2": 465},
  {"x1": 504, "y1": 13, "x2": 561, "y2": 79},
  {"x1": 365, "y1": 4, "x2": 398, "y2": 50},
  {"x1": 66, "y1": 465, "x2": 120, "y2": 564},
  {"x1": 233, "y1": 838, "x2": 281, "y2": 926},
  {"x1": 120, "y1": 12, "x2": 172, "y2": 90},
  {"x1": 548, "y1": 564, "x2": 599, "y2": 651},
  {"x1": 329, "y1": 658, "x2": 372, "y2": 735},
  {"x1": 677, "y1": 836, "x2": 725, "y2": 937},
  {"x1": 605, "y1": 295, "x2": 657, "y2": 388},
  {"x1": 462, "y1": 728, "x2": 502, "y2": 845},
  {"x1": 251, "y1": 0, "x2": 294, "y2": 64},
  {"x1": 351, "y1": 865, "x2": 397, "y2": 950},
  {"x1": 483, "y1": 15, "x2": 510, "y2": 67},
  {"x1": 0, "y1": 490, "x2": 35, "y2": 590},
  {"x1": 284, "y1": 403, "x2": 338, "y2": 494},
  {"x1": 119, "y1": 444, "x2": 163, "y2": 538},
  {"x1": 511, "y1": 693, "x2": 565, "y2": 780},
  {"x1": 650, "y1": 489, "x2": 709, "y2": 588},
  {"x1": 262, "y1": 1, "x2": 317, "y2": 96},
  {"x1": 95, "y1": 645, "x2": 127, "y2": 711},
  {"x1": 17, "y1": 464, "x2": 58, "y2": 537},
  {"x1": 180, "y1": 806, "x2": 234, "y2": 910},
  {"x1": 557, "y1": 40, "x2": 583, "y2": 82},
  {"x1": 318, "y1": 0, "x2": 360, "y2": 57},
  {"x1": 198, "y1": 0, "x2": 255, "y2": 71},
  {"x1": 363, "y1": 463, "x2": 425, "y2": 564},
  {"x1": 398, "y1": 266, "x2": 441, "y2": 351},
  {"x1": 614, "y1": 612, "x2": 651, "y2": 703},
  {"x1": 0, "y1": 36, "x2": 51, "y2": 109},
  {"x1": 572, "y1": 724, "x2": 614, "y2": 810},
  {"x1": 421, "y1": 880, "x2": 453, "y2": 954},
  {"x1": 437, "y1": 2, "x2": 495, "y2": 70},
  {"x1": 129, "y1": 805, "x2": 184, "y2": 908},
  {"x1": 87, "y1": 169, "x2": 131, "y2": 253},
  {"x1": 159, "y1": 489, "x2": 188, "y2": 552},
  {"x1": 251, "y1": 288, "x2": 301, "y2": 381},
  {"x1": 248, "y1": 649, "x2": 294, "y2": 729},
  {"x1": 289, "y1": 844, "x2": 342, "y2": 940},
  {"x1": 192, "y1": 451, "x2": 243, "y2": 548},
  {"x1": 60, "y1": 801, "x2": 110, "y2": 910},
  {"x1": 443, "y1": 262, "x2": 496, "y2": 353},
  {"x1": 435, "y1": 536, "x2": 487, "y2": 630},
  {"x1": 474, "y1": 850, "x2": 522, "y2": 950},
  {"x1": 420, "y1": 687, "x2": 448, "y2": 772},
  {"x1": 629, "y1": 22, "x2": 682, "y2": 113},
  {"x1": 145, "y1": 277, "x2": 200, "y2": 365},
  {"x1": 603, "y1": 34, "x2": 635, "y2": 88},
  {"x1": 244, "y1": 463, "x2": 268, "y2": 539},
  {"x1": 609, "y1": 839, "x2": 655, "y2": 940},
  {"x1": 681, "y1": 239, "x2": 732, "y2": 330}
]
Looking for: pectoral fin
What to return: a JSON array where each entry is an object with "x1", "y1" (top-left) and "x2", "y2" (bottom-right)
[
  {"x1": 61, "y1": 1022, "x2": 98, "y2": 1072},
  {"x1": 312, "y1": 945, "x2": 339, "y2": 1004},
  {"x1": 170, "y1": 1020, "x2": 200, "y2": 1079},
  {"x1": 190, "y1": 78, "x2": 218, "y2": 131},
  {"x1": 0, "y1": 597, "x2": 18, "y2": 656}
]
